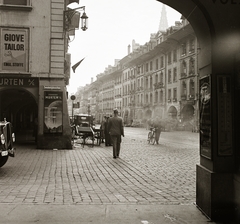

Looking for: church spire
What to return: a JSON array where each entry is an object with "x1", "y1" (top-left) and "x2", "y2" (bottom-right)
[{"x1": 158, "y1": 4, "x2": 168, "y2": 32}]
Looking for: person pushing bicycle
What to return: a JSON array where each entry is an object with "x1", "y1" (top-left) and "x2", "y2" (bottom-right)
[{"x1": 152, "y1": 116, "x2": 162, "y2": 144}]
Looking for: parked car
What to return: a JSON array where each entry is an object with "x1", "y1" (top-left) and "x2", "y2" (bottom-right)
[
  {"x1": 71, "y1": 114, "x2": 101, "y2": 146},
  {"x1": 0, "y1": 120, "x2": 15, "y2": 167}
]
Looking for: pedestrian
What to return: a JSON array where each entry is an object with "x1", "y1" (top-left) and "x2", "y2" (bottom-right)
[
  {"x1": 153, "y1": 116, "x2": 162, "y2": 144},
  {"x1": 104, "y1": 116, "x2": 111, "y2": 146},
  {"x1": 108, "y1": 108, "x2": 124, "y2": 158},
  {"x1": 100, "y1": 116, "x2": 106, "y2": 143}
]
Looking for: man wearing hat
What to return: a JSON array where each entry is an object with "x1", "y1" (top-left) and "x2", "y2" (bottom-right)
[{"x1": 108, "y1": 108, "x2": 124, "y2": 158}]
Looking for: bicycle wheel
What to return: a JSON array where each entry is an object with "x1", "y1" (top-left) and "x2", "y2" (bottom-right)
[{"x1": 149, "y1": 133, "x2": 155, "y2": 145}]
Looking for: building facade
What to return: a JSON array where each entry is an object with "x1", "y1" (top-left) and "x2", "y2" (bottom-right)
[
  {"x1": 0, "y1": 0, "x2": 79, "y2": 149},
  {"x1": 76, "y1": 17, "x2": 198, "y2": 131}
]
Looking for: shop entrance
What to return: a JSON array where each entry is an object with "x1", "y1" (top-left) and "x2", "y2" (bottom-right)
[{"x1": 0, "y1": 88, "x2": 38, "y2": 144}]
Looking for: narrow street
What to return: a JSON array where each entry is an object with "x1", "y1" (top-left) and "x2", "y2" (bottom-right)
[{"x1": 0, "y1": 128, "x2": 211, "y2": 224}]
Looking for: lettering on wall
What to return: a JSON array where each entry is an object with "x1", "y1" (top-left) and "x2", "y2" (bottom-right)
[
  {"x1": 1, "y1": 28, "x2": 29, "y2": 72},
  {"x1": 0, "y1": 78, "x2": 39, "y2": 87}
]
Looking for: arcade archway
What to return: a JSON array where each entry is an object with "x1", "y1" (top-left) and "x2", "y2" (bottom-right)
[
  {"x1": 0, "y1": 88, "x2": 38, "y2": 144},
  {"x1": 157, "y1": 0, "x2": 240, "y2": 222},
  {"x1": 168, "y1": 106, "x2": 177, "y2": 119}
]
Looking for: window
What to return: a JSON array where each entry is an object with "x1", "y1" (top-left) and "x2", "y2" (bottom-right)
[
  {"x1": 173, "y1": 50, "x2": 177, "y2": 62},
  {"x1": 181, "y1": 81, "x2": 187, "y2": 97},
  {"x1": 173, "y1": 88, "x2": 177, "y2": 101},
  {"x1": 145, "y1": 63, "x2": 149, "y2": 72},
  {"x1": 150, "y1": 61, "x2": 152, "y2": 71},
  {"x1": 181, "y1": 43, "x2": 187, "y2": 56},
  {"x1": 181, "y1": 60, "x2": 187, "y2": 75},
  {"x1": 189, "y1": 58, "x2": 195, "y2": 74},
  {"x1": 173, "y1": 68, "x2": 177, "y2": 82},
  {"x1": 189, "y1": 80, "x2": 195, "y2": 98},
  {"x1": 189, "y1": 39, "x2": 195, "y2": 53},
  {"x1": 160, "y1": 90, "x2": 163, "y2": 103},
  {"x1": 155, "y1": 91, "x2": 158, "y2": 103},
  {"x1": 160, "y1": 56, "x2": 164, "y2": 68},
  {"x1": 168, "y1": 52, "x2": 172, "y2": 64},
  {"x1": 4, "y1": 0, "x2": 28, "y2": 5},
  {"x1": 168, "y1": 89, "x2": 172, "y2": 101},
  {"x1": 168, "y1": 70, "x2": 172, "y2": 83},
  {"x1": 156, "y1": 58, "x2": 159, "y2": 70},
  {"x1": 160, "y1": 72, "x2": 163, "y2": 83},
  {"x1": 137, "y1": 66, "x2": 140, "y2": 74}
]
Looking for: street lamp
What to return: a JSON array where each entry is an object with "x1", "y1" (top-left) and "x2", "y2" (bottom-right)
[
  {"x1": 80, "y1": 11, "x2": 88, "y2": 31},
  {"x1": 70, "y1": 95, "x2": 76, "y2": 120},
  {"x1": 64, "y1": 6, "x2": 88, "y2": 31}
]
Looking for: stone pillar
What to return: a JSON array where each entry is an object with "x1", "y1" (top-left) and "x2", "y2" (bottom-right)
[{"x1": 196, "y1": 39, "x2": 236, "y2": 221}]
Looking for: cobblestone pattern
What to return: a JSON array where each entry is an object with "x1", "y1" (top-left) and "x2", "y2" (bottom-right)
[{"x1": 0, "y1": 130, "x2": 199, "y2": 206}]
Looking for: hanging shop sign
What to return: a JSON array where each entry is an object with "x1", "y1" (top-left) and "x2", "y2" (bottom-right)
[
  {"x1": 44, "y1": 91, "x2": 63, "y2": 134},
  {"x1": 1, "y1": 28, "x2": 29, "y2": 72}
]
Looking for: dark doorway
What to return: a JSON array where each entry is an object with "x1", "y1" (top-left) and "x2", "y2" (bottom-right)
[{"x1": 0, "y1": 88, "x2": 38, "y2": 144}]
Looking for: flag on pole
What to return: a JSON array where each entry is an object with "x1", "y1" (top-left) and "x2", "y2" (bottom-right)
[{"x1": 72, "y1": 58, "x2": 85, "y2": 73}]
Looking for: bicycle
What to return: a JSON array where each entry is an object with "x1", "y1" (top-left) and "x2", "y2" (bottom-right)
[{"x1": 147, "y1": 127, "x2": 155, "y2": 145}]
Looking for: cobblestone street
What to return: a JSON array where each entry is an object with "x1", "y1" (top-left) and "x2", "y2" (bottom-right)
[{"x1": 0, "y1": 128, "x2": 199, "y2": 206}]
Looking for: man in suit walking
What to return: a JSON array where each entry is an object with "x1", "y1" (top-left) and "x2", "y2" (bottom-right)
[{"x1": 108, "y1": 108, "x2": 124, "y2": 159}]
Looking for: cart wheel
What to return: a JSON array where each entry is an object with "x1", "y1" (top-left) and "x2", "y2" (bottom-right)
[{"x1": 0, "y1": 156, "x2": 8, "y2": 167}]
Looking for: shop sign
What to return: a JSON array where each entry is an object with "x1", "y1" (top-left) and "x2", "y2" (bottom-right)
[
  {"x1": 0, "y1": 77, "x2": 38, "y2": 87},
  {"x1": 1, "y1": 28, "x2": 29, "y2": 72},
  {"x1": 44, "y1": 86, "x2": 61, "y2": 90},
  {"x1": 44, "y1": 91, "x2": 63, "y2": 134}
]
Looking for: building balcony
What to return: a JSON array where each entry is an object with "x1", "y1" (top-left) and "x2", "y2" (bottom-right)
[
  {"x1": 130, "y1": 90, "x2": 135, "y2": 94},
  {"x1": 189, "y1": 94, "x2": 195, "y2": 100},
  {"x1": 189, "y1": 49, "x2": 195, "y2": 54},
  {"x1": 143, "y1": 103, "x2": 151, "y2": 108},
  {"x1": 181, "y1": 73, "x2": 187, "y2": 78}
]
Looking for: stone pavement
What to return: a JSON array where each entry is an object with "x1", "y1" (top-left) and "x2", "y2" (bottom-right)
[{"x1": 0, "y1": 129, "x2": 224, "y2": 223}]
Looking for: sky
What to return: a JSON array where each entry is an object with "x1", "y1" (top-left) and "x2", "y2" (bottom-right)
[{"x1": 67, "y1": 0, "x2": 181, "y2": 95}]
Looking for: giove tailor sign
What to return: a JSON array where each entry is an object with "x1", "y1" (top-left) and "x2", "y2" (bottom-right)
[{"x1": 1, "y1": 28, "x2": 28, "y2": 72}]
